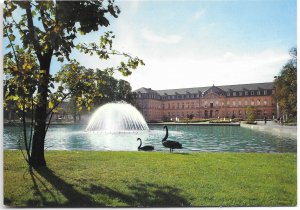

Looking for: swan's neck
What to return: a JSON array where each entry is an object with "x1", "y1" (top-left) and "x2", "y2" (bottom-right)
[
  {"x1": 162, "y1": 127, "x2": 168, "y2": 142},
  {"x1": 138, "y1": 139, "x2": 142, "y2": 148}
]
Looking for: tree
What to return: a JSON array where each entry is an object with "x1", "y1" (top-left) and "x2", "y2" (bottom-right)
[
  {"x1": 116, "y1": 79, "x2": 136, "y2": 104},
  {"x1": 274, "y1": 47, "x2": 297, "y2": 121},
  {"x1": 3, "y1": 0, "x2": 144, "y2": 167},
  {"x1": 246, "y1": 106, "x2": 256, "y2": 123}
]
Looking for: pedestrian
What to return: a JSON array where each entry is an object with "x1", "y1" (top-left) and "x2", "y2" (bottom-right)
[{"x1": 264, "y1": 116, "x2": 267, "y2": 124}]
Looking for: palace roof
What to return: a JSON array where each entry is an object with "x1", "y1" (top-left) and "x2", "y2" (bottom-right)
[{"x1": 134, "y1": 82, "x2": 274, "y2": 96}]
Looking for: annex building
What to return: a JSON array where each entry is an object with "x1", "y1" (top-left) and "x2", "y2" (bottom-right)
[{"x1": 134, "y1": 82, "x2": 277, "y2": 122}]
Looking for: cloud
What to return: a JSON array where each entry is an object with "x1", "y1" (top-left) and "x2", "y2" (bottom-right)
[
  {"x1": 125, "y1": 49, "x2": 290, "y2": 90},
  {"x1": 141, "y1": 27, "x2": 182, "y2": 44},
  {"x1": 193, "y1": 9, "x2": 205, "y2": 20}
]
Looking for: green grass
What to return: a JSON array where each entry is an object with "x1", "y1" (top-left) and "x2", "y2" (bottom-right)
[{"x1": 3, "y1": 150, "x2": 297, "y2": 207}]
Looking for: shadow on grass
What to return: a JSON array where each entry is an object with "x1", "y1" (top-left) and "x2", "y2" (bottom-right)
[
  {"x1": 86, "y1": 180, "x2": 191, "y2": 207},
  {"x1": 27, "y1": 167, "x2": 104, "y2": 207},
  {"x1": 27, "y1": 167, "x2": 191, "y2": 207}
]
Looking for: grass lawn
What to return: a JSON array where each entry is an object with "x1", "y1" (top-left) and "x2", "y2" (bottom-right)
[{"x1": 3, "y1": 150, "x2": 297, "y2": 207}]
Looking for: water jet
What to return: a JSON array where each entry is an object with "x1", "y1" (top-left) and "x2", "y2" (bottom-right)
[{"x1": 86, "y1": 101, "x2": 149, "y2": 133}]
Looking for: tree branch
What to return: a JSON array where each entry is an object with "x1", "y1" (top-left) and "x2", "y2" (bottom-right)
[
  {"x1": 46, "y1": 91, "x2": 74, "y2": 116},
  {"x1": 40, "y1": 8, "x2": 49, "y2": 32},
  {"x1": 25, "y1": 2, "x2": 43, "y2": 61}
]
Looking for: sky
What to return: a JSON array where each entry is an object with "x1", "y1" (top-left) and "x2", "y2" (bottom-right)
[
  {"x1": 3, "y1": 0, "x2": 297, "y2": 91},
  {"x1": 74, "y1": 0, "x2": 297, "y2": 91}
]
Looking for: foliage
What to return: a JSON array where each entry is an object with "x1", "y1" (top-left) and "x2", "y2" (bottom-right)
[
  {"x1": 187, "y1": 114, "x2": 194, "y2": 120},
  {"x1": 4, "y1": 151, "x2": 297, "y2": 207},
  {"x1": 3, "y1": 0, "x2": 144, "y2": 167},
  {"x1": 274, "y1": 47, "x2": 297, "y2": 119},
  {"x1": 246, "y1": 106, "x2": 256, "y2": 123},
  {"x1": 209, "y1": 120, "x2": 231, "y2": 123},
  {"x1": 178, "y1": 118, "x2": 210, "y2": 123}
]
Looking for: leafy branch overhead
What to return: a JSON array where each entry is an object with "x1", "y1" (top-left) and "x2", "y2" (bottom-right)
[{"x1": 76, "y1": 31, "x2": 145, "y2": 76}]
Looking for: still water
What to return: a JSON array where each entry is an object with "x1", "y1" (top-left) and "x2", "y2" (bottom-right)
[{"x1": 3, "y1": 124, "x2": 296, "y2": 153}]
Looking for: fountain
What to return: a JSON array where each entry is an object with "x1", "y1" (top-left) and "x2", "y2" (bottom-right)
[{"x1": 86, "y1": 101, "x2": 149, "y2": 133}]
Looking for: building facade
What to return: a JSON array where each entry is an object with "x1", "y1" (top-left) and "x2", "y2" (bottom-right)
[{"x1": 134, "y1": 82, "x2": 277, "y2": 122}]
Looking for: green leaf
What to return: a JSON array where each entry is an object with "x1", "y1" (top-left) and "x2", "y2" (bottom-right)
[
  {"x1": 9, "y1": 34, "x2": 15, "y2": 41},
  {"x1": 58, "y1": 57, "x2": 64, "y2": 62},
  {"x1": 48, "y1": 101, "x2": 54, "y2": 109}
]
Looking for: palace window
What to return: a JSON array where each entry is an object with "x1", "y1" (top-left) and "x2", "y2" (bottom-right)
[
  {"x1": 233, "y1": 92, "x2": 236, "y2": 96},
  {"x1": 251, "y1": 91, "x2": 254, "y2": 95},
  {"x1": 239, "y1": 92, "x2": 242, "y2": 96},
  {"x1": 245, "y1": 100, "x2": 248, "y2": 106},
  {"x1": 245, "y1": 91, "x2": 248, "y2": 96},
  {"x1": 264, "y1": 99, "x2": 267, "y2": 106},
  {"x1": 257, "y1": 91, "x2": 261, "y2": 95},
  {"x1": 238, "y1": 100, "x2": 242, "y2": 106},
  {"x1": 182, "y1": 103, "x2": 184, "y2": 108},
  {"x1": 257, "y1": 99, "x2": 261, "y2": 106},
  {"x1": 227, "y1": 92, "x2": 230, "y2": 96},
  {"x1": 264, "y1": 90, "x2": 267, "y2": 95},
  {"x1": 227, "y1": 101, "x2": 230, "y2": 106},
  {"x1": 232, "y1": 101, "x2": 236, "y2": 107},
  {"x1": 251, "y1": 100, "x2": 254, "y2": 106}
]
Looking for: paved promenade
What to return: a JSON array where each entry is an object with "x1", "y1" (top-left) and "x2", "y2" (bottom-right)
[{"x1": 241, "y1": 121, "x2": 297, "y2": 140}]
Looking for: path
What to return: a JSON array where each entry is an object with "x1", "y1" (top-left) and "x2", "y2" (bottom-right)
[{"x1": 241, "y1": 121, "x2": 297, "y2": 140}]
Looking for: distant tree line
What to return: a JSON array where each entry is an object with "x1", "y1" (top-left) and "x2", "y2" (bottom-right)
[{"x1": 61, "y1": 63, "x2": 137, "y2": 123}]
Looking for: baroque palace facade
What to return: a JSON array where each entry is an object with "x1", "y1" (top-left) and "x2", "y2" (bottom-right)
[{"x1": 134, "y1": 82, "x2": 277, "y2": 122}]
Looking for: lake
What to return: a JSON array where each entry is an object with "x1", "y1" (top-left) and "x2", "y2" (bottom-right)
[{"x1": 3, "y1": 124, "x2": 296, "y2": 153}]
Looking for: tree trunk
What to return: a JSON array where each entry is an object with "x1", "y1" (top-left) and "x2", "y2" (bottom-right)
[
  {"x1": 30, "y1": 55, "x2": 52, "y2": 167},
  {"x1": 73, "y1": 114, "x2": 77, "y2": 123}
]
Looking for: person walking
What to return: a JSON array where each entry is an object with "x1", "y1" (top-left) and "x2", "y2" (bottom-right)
[{"x1": 264, "y1": 116, "x2": 267, "y2": 124}]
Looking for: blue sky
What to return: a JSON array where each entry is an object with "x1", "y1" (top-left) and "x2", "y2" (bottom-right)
[
  {"x1": 3, "y1": 0, "x2": 297, "y2": 90},
  {"x1": 77, "y1": 0, "x2": 296, "y2": 90}
]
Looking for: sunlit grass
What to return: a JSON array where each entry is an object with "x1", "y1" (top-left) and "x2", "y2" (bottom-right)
[{"x1": 4, "y1": 150, "x2": 297, "y2": 207}]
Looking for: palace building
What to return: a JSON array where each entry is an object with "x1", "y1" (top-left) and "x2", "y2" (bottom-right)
[{"x1": 134, "y1": 82, "x2": 277, "y2": 122}]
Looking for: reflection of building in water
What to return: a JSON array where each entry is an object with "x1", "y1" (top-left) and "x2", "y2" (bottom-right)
[{"x1": 134, "y1": 82, "x2": 277, "y2": 122}]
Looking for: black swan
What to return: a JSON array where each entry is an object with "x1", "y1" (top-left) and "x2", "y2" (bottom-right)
[
  {"x1": 137, "y1": 138, "x2": 154, "y2": 151},
  {"x1": 162, "y1": 125, "x2": 182, "y2": 152}
]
